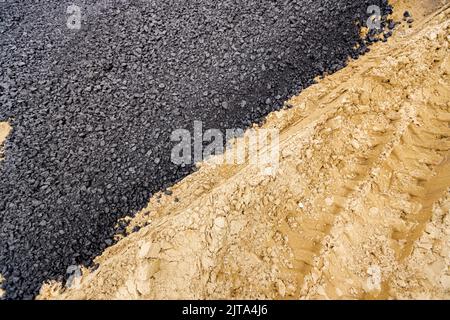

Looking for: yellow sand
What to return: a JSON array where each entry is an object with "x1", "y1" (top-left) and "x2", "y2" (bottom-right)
[{"x1": 0, "y1": 122, "x2": 11, "y2": 146}]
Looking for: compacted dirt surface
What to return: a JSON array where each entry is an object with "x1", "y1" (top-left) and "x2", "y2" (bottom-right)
[
  {"x1": 0, "y1": 0, "x2": 397, "y2": 299},
  {"x1": 37, "y1": 0, "x2": 450, "y2": 300}
]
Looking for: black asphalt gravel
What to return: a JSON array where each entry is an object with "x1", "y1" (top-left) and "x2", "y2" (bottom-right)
[{"x1": 0, "y1": 0, "x2": 393, "y2": 299}]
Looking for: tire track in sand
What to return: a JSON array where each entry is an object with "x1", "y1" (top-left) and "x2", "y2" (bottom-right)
[{"x1": 300, "y1": 7, "x2": 450, "y2": 298}]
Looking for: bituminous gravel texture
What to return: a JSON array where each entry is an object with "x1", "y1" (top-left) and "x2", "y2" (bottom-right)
[{"x1": 0, "y1": 0, "x2": 392, "y2": 299}]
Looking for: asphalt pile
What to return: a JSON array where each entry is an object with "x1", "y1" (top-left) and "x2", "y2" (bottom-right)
[{"x1": 0, "y1": 0, "x2": 392, "y2": 299}]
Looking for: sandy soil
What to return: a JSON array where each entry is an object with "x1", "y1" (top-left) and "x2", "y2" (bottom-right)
[
  {"x1": 39, "y1": 0, "x2": 450, "y2": 300},
  {"x1": 0, "y1": 121, "x2": 10, "y2": 297},
  {"x1": 0, "y1": 122, "x2": 11, "y2": 150}
]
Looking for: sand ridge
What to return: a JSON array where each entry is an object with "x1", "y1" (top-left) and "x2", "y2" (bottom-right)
[
  {"x1": 0, "y1": 122, "x2": 11, "y2": 161},
  {"x1": 0, "y1": 122, "x2": 11, "y2": 147},
  {"x1": 0, "y1": 121, "x2": 11, "y2": 298}
]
